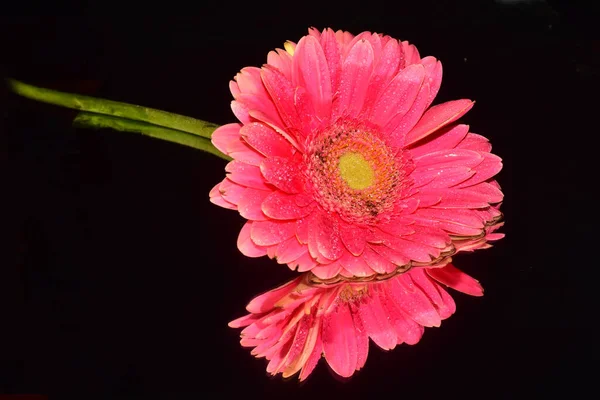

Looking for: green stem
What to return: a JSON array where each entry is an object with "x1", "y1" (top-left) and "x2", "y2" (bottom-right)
[
  {"x1": 73, "y1": 112, "x2": 231, "y2": 160},
  {"x1": 7, "y1": 78, "x2": 219, "y2": 139}
]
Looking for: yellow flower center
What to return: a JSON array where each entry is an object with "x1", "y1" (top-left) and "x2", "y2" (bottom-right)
[
  {"x1": 306, "y1": 122, "x2": 408, "y2": 223},
  {"x1": 338, "y1": 152, "x2": 375, "y2": 190}
]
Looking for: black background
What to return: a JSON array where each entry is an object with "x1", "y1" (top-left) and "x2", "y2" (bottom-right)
[{"x1": 1, "y1": 1, "x2": 597, "y2": 398}]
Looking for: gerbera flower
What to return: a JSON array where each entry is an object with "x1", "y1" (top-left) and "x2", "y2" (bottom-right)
[
  {"x1": 229, "y1": 261, "x2": 498, "y2": 380},
  {"x1": 210, "y1": 27, "x2": 503, "y2": 280}
]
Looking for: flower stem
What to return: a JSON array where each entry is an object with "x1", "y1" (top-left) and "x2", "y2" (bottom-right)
[
  {"x1": 6, "y1": 78, "x2": 219, "y2": 139},
  {"x1": 73, "y1": 112, "x2": 231, "y2": 160},
  {"x1": 6, "y1": 78, "x2": 230, "y2": 160}
]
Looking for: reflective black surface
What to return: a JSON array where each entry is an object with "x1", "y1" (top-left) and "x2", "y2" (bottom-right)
[{"x1": 1, "y1": 1, "x2": 596, "y2": 397}]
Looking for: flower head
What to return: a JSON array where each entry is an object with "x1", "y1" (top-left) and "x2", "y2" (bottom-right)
[
  {"x1": 229, "y1": 262, "x2": 491, "y2": 380},
  {"x1": 210, "y1": 27, "x2": 503, "y2": 281}
]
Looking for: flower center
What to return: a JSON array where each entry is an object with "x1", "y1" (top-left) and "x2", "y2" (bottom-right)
[
  {"x1": 338, "y1": 152, "x2": 374, "y2": 190},
  {"x1": 306, "y1": 122, "x2": 403, "y2": 223},
  {"x1": 338, "y1": 284, "x2": 369, "y2": 303}
]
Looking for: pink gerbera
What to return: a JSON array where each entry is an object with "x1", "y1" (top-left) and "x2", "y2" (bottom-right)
[
  {"x1": 210, "y1": 27, "x2": 503, "y2": 280},
  {"x1": 229, "y1": 224, "x2": 503, "y2": 380},
  {"x1": 230, "y1": 263, "x2": 488, "y2": 380}
]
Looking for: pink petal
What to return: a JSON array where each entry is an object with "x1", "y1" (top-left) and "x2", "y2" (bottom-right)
[
  {"x1": 283, "y1": 313, "x2": 319, "y2": 378},
  {"x1": 385, "y1": 236, "x2": 438, "y2": 263},
  {"x1": 291, "y1": 251, "x2": 318, "y2": 272},
  {"x1": 267, "y1": 48, "x2": 293, "y2": 80},
  {"x1": 260, "y1": 156, "x2": 304, "y2": 194},
  {"x1": 374, "y1": 222, "x2": 416, "y2": 238},
  {"x1": 226, "y1": 161, "x2": 272, "y2": 191},
  {"x1": 421, "y1": 56, "x2": 443, "y2": 108},
  {"x1": 211, "y1": 123, "x2": 241, "y2": 155},
  {"x1": 456, "y1": 132, "x2": 492, "y2": 152},
  {"x1": 279, "y1": 315, "x2": 312, "y2": 376},
  {"x1": 409, "y1": 269, "x2": 450, "y2": 317},
  {"x1": 455, "y1": 153, "x2": 503, "y2": 189},
  {"x1": 378, "y1": 33, "x2": 394, "y2": 49},
  {"x1": 365, "y1": 32, "x2": 382, "y2": 64},
  {"x1": 248, "y1": 109, "x2": 302, "y2": 152},
  {"x1": 389, "y1": 275, "x2": 441, "y2": 327},
  {"x1": 261, "y1": 65, "x2": 302, "y2": 130},
  {"x1": 405, "y1": 99, "x2": 474, "y2": 146},
  {"x1": 370, "y1": 64, "x2": 425, "y2": 128},
  {"x1": 414, "y1": 149, "x2": 483, "y2": 170},
  {"x1": 357, "y1": 288, "x2": 397, "y2": 350},
  {"x1": 251, "y1": 220, "x2": 296, "y2": 246},
  {"x1": 320, "y1": 28, "x2": 342, "y2": 96},
  {"x1": 408, "y1": 124, "x2": 470, "y2": 159},
  {"x1": 402, "y1": 41, "x2": 421, "y2": 65},
  {"x1": 338, "y1": 252, "x2": 375, "y2": 277},
  {"x1": 276, "y1": 236, "x2": 308, "y2": 264},
  {"x1": 262, "y1": 326, "x2": 292, "y2": 360},
  {"x1": 427, "y1": 264, "x2": 484, "y2": 296},
  {"x1": 333, "y1": 39, "x2": 374, "y2": 120},
  {"x1": 340, "y1": 224, "x2": 367, "y2": 256},
  {"x1": 266, "y1": 333, "x2": 295, "y2": 374},
  {"x1": 299, "y1": 327, "x2": 323, "y2": 381},
  {"x1": 308, "y1": 27, "x2": 321, "y2": 40},
  {"x1": 228, "y1": 313, "x2": 261, "y2": 329},
  {"x1": 261, "y1": 191, "x2": 313, "y2": 220},
  {"x1": 240, "y1": 122, "x2": 295, "y2": 158},
  {"x1": 370, "y1": 244, "x2": 411, "y2": 266},
  {"x1": 435, "y1": 284, "x2": 457, "y2": 319},
  {"x1": 413, "y1": 182, "x2": 446, "y2": 199},
  {"x1": 308, "y1": 213, "x2": 344, "y2": 262},
  {"x1": 362, "y1": 246, "x2": 397, "y2": 274},
  {"x1": 246, "y1": 277, "x2": 303, "y2": 314},
  {"x1": 294, "y1": 192, "x2": 314, "y2": 207},
  {"x1": 311, "y1": 263, "x2": 342, "y2": 279},
  {"x1": 349, "y1": 302, "x2": 369, "y2": 370},
  {"x1": 461, "y1": 182, "x2": 504, "y2": 203},
  {"x1": 253, "y1": 322, "x2": 282, "y2": 340},
  {"x1": 241, "y1": 319, "x2": 272, "y2": 340},
  {"x1": 322, "y1": 303, "x2": 358, "y2": 377},
  {"x1": 209, "y1": 182, "x2": 236, "y2": 210},
  {"x1": 486, "y1": 232, "x2": 505, "y2": 241},
  {"x1": 361, "y1": 39, "x2": 402, "y2": 116},
  {"x1": 236, "y1": 95, "x2": 284, "y2": 131},
  {"x1": 252, "y1": 320, "x2": 290, "y2": 357},
  {"x1": 237, "y1": 188, "x2": 271, "y2": 221},
  {"x1": 364, "y1": 229, "x2": 391, "y2": 246},
  {"x1": 266, "y1": 243, "x2": 277, "y2": 260},
  {"x1": 417, "y1": 208, "x2": 484, "y2": 229},
  {"x1": 237, "y1": 222, "x2": 268, "y2": 258},
  {"x1": 343, "y1": 32, "x2": 372, "y2": 59},
  {"x1": 215, "y1": 178, "x2": 246, "y2": 205},
  {"x1": 384, "y1": 297, "x2": 424, "y2": 345},
  {"x1": 437, "y1": 221, "x2": 484, "y2": 236},
  {"x1": 231, "y1": 100, "x2": 251, "y2": 124},
  {"x1": 225, "y1": 138, "x2": 264, "y2": 166},
  {"x1": 418, "y1": 188, "x2": 494, "y2": 208},
  {"x1": 411, "y1": 269, "x2": 457, "y2": 319},
  {"x1": 411, "y1": 166, "x2": 476, "y2": 189},
  {"x1": 384, "y1": 81, "x2": 430, "y2": 147},
  {"x1": 293, "y1": 86, "x2": 324, "y2": 135},
  {"x1": 235, "y1": 67, "x2": 264, "y2": 94},
  {"x1": 229, "y1": 80, "x2": 241, "y2": 98},
  {"x1": 404, "y1": 226, "x2": 450, "y2": 249},
  {"x1": 336, "y1": 30, "x2": 354, "y2": 47},
  {"x1": 292, "y1": 35, "x2": 332, "y2": 123},
  {"x1": 296, "y1": 218, "x2": 309, "y2": 244}
]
